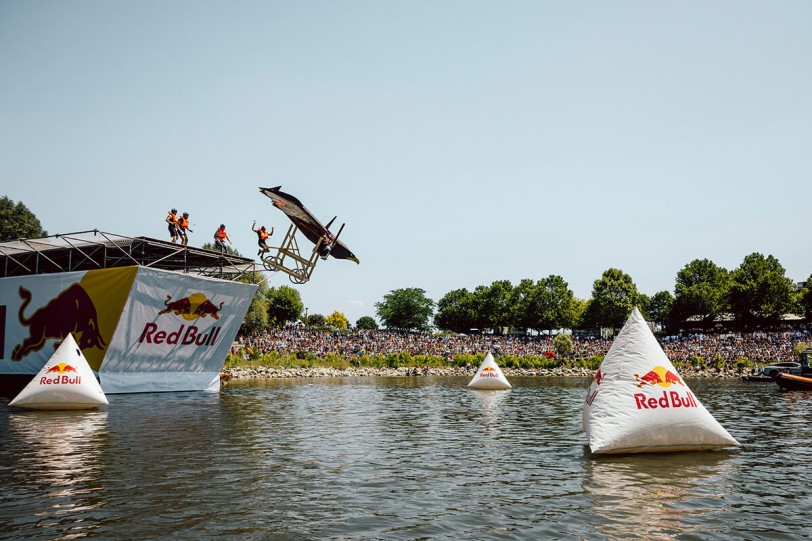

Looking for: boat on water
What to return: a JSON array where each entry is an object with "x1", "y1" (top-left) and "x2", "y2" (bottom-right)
[
  {"x1": 775, "y1": 373, "x2": 812, "y2": 391},
  {"x1": 741, "y1": 375, "x2": 774, "y2": 383}
]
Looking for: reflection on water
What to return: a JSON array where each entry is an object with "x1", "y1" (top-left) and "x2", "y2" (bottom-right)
[
  {"x1": 4, "y1": 410, "x2": 108, "y2": 537},
  {"x1": 1, "y1": 377, "x2": 812, "y2": 540},
  {"x1": 583, "y1": 450, "x2": 737, "y2": 540}
]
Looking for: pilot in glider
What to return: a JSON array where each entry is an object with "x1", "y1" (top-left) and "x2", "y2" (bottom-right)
[{"x1": 258, "y1": 186, "x2": 359, "y2": 284}]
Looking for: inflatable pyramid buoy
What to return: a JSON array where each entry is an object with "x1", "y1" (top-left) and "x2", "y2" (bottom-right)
[
  {"x1": 9, "y1": 333, "x2": 109, "y2": 410},
  {"x1": 468, "y1": 352, "x2": 512, "y2": 390},
  {"x1": 583, "y1": 307, "x2": 740, "y2": 454}
]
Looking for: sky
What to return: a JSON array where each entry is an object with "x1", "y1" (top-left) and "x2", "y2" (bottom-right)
[{"x1": 1, "y1": 1, "x2": 811, "y2": 325}]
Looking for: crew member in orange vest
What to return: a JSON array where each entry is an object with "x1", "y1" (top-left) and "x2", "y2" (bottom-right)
[
  {"x1": 166, "y1": 209, "x2": 180, "y2": 243},
  {"x1": 213, "y1": 224, "x2": 232, "y2": 253},
  {"x1": 252, "y1": 220, "x2": 274, "y2": 257},
  {"x1": 178, "y1": 212, "x2": 193, "y2": 246}
]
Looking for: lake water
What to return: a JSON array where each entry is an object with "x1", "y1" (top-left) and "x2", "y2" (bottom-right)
[{"x1": 1, "y1": 376, "x2": 811, "y2": 540}]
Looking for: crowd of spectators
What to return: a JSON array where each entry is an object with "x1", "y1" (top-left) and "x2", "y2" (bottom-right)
[{"x1": 234, "y1": 325, "x2": 811, "y2": 367}]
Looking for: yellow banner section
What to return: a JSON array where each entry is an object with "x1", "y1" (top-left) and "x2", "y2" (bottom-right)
[{"x1": 77, "y1": 267, "x2": 138, "y2": 371}]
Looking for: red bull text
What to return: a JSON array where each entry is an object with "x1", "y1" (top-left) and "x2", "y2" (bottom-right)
[
  {"x1": 40, "y1": 363, "x2": 81, "y2": 385},
  {"x1": 138, "y1": 323, "x2": 221, "y2": 347},
  {"x1": 634, "y1": 390, "x2": 698, "y2": 410},
  {"x1": 479, "y1": 366, "x2": 499, "y2": 378}
]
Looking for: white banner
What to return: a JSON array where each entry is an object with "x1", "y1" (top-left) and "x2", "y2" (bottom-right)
[{"x1": 99, "y1": 267, "x2": 255, "y2": 393}]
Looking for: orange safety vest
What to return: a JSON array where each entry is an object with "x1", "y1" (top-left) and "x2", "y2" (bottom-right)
[
  {"x1": 214, "y1": 227, "x2": 227, "y2": 239},
  {"x1": 178, "y1": 216, "x2": 188, "y2": 229},
  {"x1": 259, "y1": 229, "x2": 269, "y2": 241},
  {"x1": 166, "y1": 211, "x2": 178, "y2": 225}
]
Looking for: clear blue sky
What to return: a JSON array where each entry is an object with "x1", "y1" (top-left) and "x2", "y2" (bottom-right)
[{"x1": 2, "y1": 1, "x2": 810, "y2": 325}]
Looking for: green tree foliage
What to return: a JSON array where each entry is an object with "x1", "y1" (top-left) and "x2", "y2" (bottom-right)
[
  {"x1": 528, "y1": 275, "x2": 577, "y2": 332},
  {"x1": 552, "y1": 333, "x2": 573, "y2": 357},
  {"x1": 326, "y1": 311, "x2": 349, "y2": 329},
  {"x1": 0, "y1": 196, "x2": 47, "y2": 241},
  {"x1": 355, "y1": 316, "x2": 379, "y2": 330},
  {"x1": 266, "y1": 285, "x2": 304, "y2": 327},
  {"x1": 201, "y1": 241, "x2": 242, "y2": 257},
  {"x1": 307, "y1": 313, "x2": 326, "y2": 326},
  {"x1": 647, "y1": 290, "x2": 675, "y2": 326},
  {"x1": 672, "y1": 258, "x2": 730, "y2": 324},
  {"x1": 729, "y1": 253, "x2": 797, "y2": 324},
  {"x1": 434, "y1": 288, "x2": 477, "y2": 333},
  {"x1": 581, "y1": 268, "x2": 640, "y2": 328},
  {"x1": 472, "y1": 280, "x2": 513, "y2": 333},
  {"x1": 375, "y1": 287, "x2": 435, "y2": 330},
  {"x1": 236, "y1": 271, "x2": 269, "y2": 334},
  {"x1": 799, "y1": 275, "x2": 812, "y2": 322}
]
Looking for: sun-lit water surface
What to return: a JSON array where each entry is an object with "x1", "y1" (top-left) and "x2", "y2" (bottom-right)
[{"x1": 1, "y1": 377, "x2": 811, "y2": 540}]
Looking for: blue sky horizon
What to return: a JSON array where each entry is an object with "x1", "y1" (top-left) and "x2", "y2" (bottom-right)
[{"x1": 2, "y1": 1, "x2": 810, "y2": 324}]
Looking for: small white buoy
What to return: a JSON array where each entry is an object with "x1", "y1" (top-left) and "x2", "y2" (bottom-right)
[
  {"x1": 9, "y1": 333, "x2": 109, "y2": 410},
  {"x1": 468, "y1": 352, "x2": 512, "y2": 390}
]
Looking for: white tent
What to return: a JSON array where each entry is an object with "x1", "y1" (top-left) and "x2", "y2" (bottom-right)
[
  {"x1": 9, "y1": 333, "x2": 109, "y2": 410},
  {"x1": 468, "y1": 352, "x2": 512, "y2": 390},
  {"x1": 583, "y1": 307, "x2": 740, "y2": 454}
]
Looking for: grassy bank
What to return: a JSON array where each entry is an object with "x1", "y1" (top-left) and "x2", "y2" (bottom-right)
[{"x1": 224, "y1": 351, "x2": 759, "y2": 373}]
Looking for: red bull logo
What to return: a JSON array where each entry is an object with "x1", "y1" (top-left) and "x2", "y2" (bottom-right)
[
  {"x1": 159, "y1": 293, "x2": 223, "y2": 321},
  {"x1": 40, "y1": 362, "x2": 81, "y2": 385},
  {"x1": 479, "y1": 366, "x2": 499, "y2": 378},
  {"x1": 141, "y1": 292, "x2": 225, "y2": 347},
  {"x1": 11, "y1": 284, "x2": 106, "y2": 361},
  {"x1": 634, "y1": 366, "x2": 683, "y2": 388},
  {"x1": 632, "y1": 365, "x2": 696, "y2": 410}
]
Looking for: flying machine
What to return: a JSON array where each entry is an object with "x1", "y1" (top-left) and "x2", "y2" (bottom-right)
[{"x1": 258, "y1": 186, "x2": 359, "y2": 284}]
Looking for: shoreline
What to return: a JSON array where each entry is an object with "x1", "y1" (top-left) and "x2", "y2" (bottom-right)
[{"x1": 222, "y1": 365, "x2": 748, "y2": 380}]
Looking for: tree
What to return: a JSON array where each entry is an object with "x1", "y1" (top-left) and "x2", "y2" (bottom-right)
[
  {"x1": 307, "y1": 313, "x2": 326, "y2": 326},
  {"x1": 472, "y1": 280, "x2": 513, "y2": 333},
  {"x1": 375, "y1": 288, "x2": 435, "y2": 330},
  {"x1": 237, "y1": 271, "x2": 270, "y2": 334},
  {"x1": 434, "y1": 288, "x2": 476, "y2": 333},
  {"x1": 0, "y1": 196, "x2": 47, "y2": 241},
  {"x1": 266, "y1": 285, "x2": 304, "y2": 327},
  {"x1": 326, "y1": 311, "x2": 349, "y2": 329},
  {"x1": 201, "y1": 241, "x2": 242, "y2": 257},
  {"x1": 582, "y1": 268, "x2": 640, "y2": 328},
  {"x1": 728, "y1": 253, "x2": 797, "y2": 325},
  {"x1": 799, "y1": 275, "x2": 812, "y2": 322},
  {"x1": 356, "y1": 316, "x2": 378, "y2": 330},
  {"x1": 552, "y1": 333, "x2": 573, "y2": 357},
  {"x1": 647, "y1": 290, "x2": 675, "y2": 326},
  {"x1": 671, "y1": 258, "x2": 730, "y2": 325},
  {"x1": 526, "y1": 275, "x2": 577, "y2": 332}
]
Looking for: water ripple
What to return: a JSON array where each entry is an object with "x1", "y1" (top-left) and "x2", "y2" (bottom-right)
[{"x1": 2, "y1": 377, "x2": 812, "y2": 539}]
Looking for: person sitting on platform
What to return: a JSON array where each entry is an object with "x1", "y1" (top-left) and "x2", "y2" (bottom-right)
[
  {"x1": 252, "y1": 220, "x2": 273, "y2": 257},
  {"x1": 213, "y1": 224, "x2": 232, "y2": 253}
]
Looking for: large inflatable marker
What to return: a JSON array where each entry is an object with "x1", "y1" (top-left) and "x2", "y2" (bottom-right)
[{"x1": 582, "y1": 307, "x2": 740, "y2": 454}]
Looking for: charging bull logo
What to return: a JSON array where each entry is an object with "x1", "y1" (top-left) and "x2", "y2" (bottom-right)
[
  {"x1": 159, "y1": 292, "x2": 223, "y2": 320},
  {"x1": 46, "y1": 362, "x2": 78, "y2": 374},
  {"x1": 12, "y1": 285, "x2": 106, "y2": 362},
  {"x1": 140, "y1": 292, "x2": 225, "y2": 347},
  {"x1": 632, "y1": 365, "x2": 697, "y2": 410},
  {"x1": 633, "y1": 365, "x2": 683, "y2": 388}
]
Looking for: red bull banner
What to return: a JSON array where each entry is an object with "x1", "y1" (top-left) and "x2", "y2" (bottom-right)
[
  {"x1": 98, "y1": 267, "x2": 255, "y2": 393},
  {"x1": 0, "y1": 267, "x2": 136, "y2": 375},
  {"x1": 0, "y1": 266, "x2": 255, "y2": 393}
]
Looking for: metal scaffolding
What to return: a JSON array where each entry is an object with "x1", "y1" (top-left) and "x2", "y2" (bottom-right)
[{"x1": 0, "y1": 230, "x2": 256, "y2": 281}]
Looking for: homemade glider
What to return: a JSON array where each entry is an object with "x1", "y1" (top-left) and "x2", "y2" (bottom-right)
[{"x1": 259, "y1": 186, "x2": 359, "y2": 284}]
